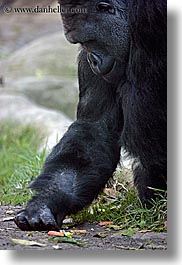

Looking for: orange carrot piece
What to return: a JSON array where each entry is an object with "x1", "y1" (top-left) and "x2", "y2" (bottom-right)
[
  {"x1": 98, "y1": 221, "x2": 113, "y2": 226},
  {"x1": 48, "y1": 231, "x2": 64, "y2": 237}
]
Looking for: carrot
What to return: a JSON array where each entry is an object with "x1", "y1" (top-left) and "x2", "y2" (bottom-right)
[
  {"x1": 98, "y1": 221, "x2": 113, "y2": 226},
  {"x1": 48, "y1": 231, "x2": 64, "y2": 237}
]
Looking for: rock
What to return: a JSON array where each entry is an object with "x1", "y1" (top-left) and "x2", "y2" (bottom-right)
[
  {"x1": 0, "y1": 32, "x2": 79, "y2": 118},
  {"x1": 2, "y1": 32, "x2": 78, "y2": 80},
  {"x1": 0, "y1": 93, "x2": 72, "y2": 150},
  {"x1": 1, "y1": 76, "x2": 79, "y2": 119}
]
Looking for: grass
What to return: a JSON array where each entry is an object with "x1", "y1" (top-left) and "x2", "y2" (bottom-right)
[
  {"x1": 0, "y1": 121, "x2": 167, "y2": 232},
  {"x1": 0, "y1": 121, "x2": 46, "y2": 205},
  {"x1": 72, "y1": 170, "x2": 167, "y2": 232}
]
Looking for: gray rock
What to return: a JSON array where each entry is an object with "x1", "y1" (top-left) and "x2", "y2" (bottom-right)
[
  {"x1": 2, "y1": 32, "x2": 78, "y2": 80},
  {"x1": 0, "y1": 32, "x2": 79, "y2": 118},
  {"x1": 1, "y1": 76, "x2": 79, "y2": 119},
  {"x1": 0, "y1": 93, "x2": 72, "y2": 150}
]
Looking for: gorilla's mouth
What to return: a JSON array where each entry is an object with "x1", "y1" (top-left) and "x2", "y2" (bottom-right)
[{"x1": 87, "y1": 52, "x2": 116, "y2": 77}]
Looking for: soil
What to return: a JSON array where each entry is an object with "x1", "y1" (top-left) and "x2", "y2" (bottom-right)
[{"x1": 0, "y1": 206, "x2": 167, "y2": 251}]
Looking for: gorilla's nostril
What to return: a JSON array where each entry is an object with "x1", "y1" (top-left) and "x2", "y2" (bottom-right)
[
  {"x1": 87, "y1": 52, "x2": 103, "y2": 75},
  {"x1": 88, "y1": 52, "x2": 102, "y2": 67},
  {"x1": 93, "y1": 60, "x2": 97, "y2": 66},
  {"x1": 87, "y1": 51, "x2": 115, "y2": 76}
]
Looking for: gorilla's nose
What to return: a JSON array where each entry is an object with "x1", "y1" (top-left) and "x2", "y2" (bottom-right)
[{"x1": 87, "y1": 52, "x2": 115, "y2": 76}]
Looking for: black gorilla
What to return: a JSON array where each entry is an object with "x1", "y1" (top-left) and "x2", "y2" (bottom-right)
[{"x1": 15, "y1": 0, "x2": 167, "y2": 231}]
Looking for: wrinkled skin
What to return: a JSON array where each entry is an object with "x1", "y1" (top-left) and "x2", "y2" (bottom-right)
[{"x1": 15, "y1": 0, "x2": 167, "y2": 231}]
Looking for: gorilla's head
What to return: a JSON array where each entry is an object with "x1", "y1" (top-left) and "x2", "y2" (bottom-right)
[{"x1": 59, "y1": 0, "x2": 130, "y2": 83}]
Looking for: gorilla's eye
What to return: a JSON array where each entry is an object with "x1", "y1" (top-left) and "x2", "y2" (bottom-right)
[{"x1": 96, "y1": 2, "x2": 115, "y2": 14}]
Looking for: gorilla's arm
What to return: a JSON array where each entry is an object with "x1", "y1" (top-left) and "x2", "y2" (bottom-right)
[{"x1": 14, "y1": 50, "x2": 122, "y2": 231}]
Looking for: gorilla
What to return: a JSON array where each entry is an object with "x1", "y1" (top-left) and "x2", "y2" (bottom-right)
[{"x1": 15, "y1": 0, "x2": 167, "y2": 231}]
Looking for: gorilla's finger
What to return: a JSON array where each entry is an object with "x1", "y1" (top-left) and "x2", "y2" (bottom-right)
[
  {"x1": 40, "y1": 207, "x2": 59, "y2": 231},
  {"x1": 14, "y1": 210, "x2": 31, "y2": 231}
]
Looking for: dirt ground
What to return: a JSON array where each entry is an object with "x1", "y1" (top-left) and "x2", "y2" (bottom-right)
[{"x1": 0, "y1": 205, "x2": 167, "y2": 251}]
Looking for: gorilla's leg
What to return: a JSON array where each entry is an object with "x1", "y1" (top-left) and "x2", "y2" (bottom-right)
[
  {"x1": 14, "y1": 50, "x2": 122, "y2": 231},
  {"x1": 133, "y1": 164, "x2": 167, "y2": 207}
]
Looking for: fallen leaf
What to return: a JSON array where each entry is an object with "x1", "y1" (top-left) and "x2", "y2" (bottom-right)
[
  {"x1": 98, "y1": 221, "x2": 113, "y2": 226},
  {"x1": 49, "y1": 236, "x2": 83, "y2": 246},
  {"x1": 119, "y1": 228, "x2": 138, "y2": 237},
  {"x1": 93, "y1": 232, "x2": 108, "y2": 238},
  {"x1": 71, "y1": 229, "x2": 87, "y2": 234},
  {"x1": 107, "y1": 224, "x2": 122, "y2": 231},
  {"x1": 11, "y1": 238, "x2": 46, "y2": 247},
  {"x1": 62, "y1": 231, "x2": 73, "y2": 238},
  {"x1": 138, "y1": 229, "x2": 152, "y2": 233}
]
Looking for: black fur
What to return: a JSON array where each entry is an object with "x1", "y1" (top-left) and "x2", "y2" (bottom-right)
[{"x1": 15, "y1": 0, "x2": 167, "y2": 231}]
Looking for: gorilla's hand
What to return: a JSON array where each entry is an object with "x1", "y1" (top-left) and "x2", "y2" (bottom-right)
[
  {"x1": 14, "y1": 205, "x2": 60, "y2": 231},
  {"x1": 14, "y1": 189, "x2": 71, "y2": 231}
]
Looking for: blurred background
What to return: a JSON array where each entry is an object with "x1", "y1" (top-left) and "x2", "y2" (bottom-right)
[
  {"x1": 0, "y1": 0, "x2": 79, "y2": 150},
  {"x1": 0, "y1": 0, "x2": 82, "y2": 202}
]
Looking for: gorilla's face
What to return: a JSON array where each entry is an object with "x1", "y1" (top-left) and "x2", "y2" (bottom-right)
[{"x1": 59, "y1": 0, "x2": 130, "y2": 83}]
